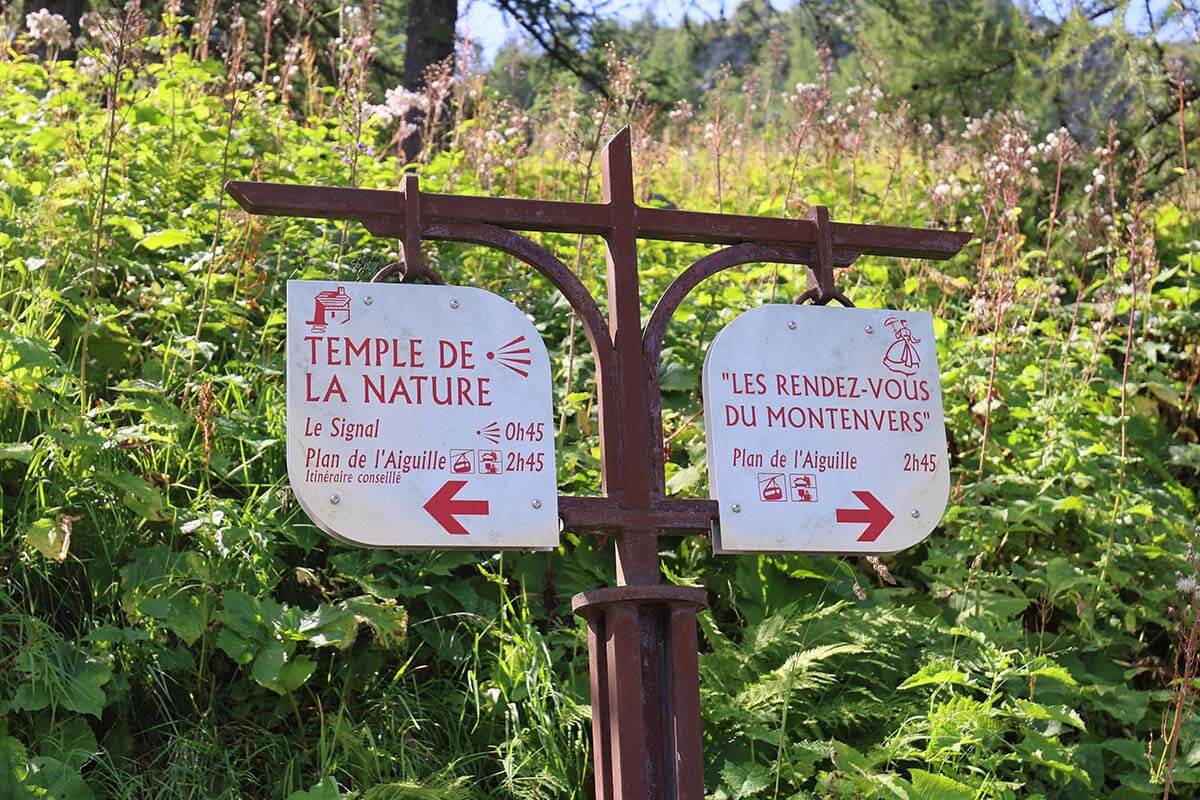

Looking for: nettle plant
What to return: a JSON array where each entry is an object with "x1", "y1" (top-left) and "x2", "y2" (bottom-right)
[{"x1": 0, "y1": 4, "x2": 1198, "y2": 800}]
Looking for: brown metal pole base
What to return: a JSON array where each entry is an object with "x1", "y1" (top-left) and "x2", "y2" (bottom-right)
[{"x1": 573, "y1": 585, "x2": 707, "y2": 800}]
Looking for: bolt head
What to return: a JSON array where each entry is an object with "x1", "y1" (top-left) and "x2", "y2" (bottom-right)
[
  {"x1": 731, "y1": 503, "x2": 742, "y2": 513},
  {"x1": 450, "y1": 299, "x2": 460, "y2": 309},
  {"x1": 330, "y1": 494, "x2": 341, "y2": 505},
  {"x1": 787, "y1": 321, "x2": 797, "y2": 330},
  {"x1": 531, "y1": 499, "x2": 542, "y2": 509},
  {"x1": 865, "y1": 325, "x2": 874, "y2": 334},
  {"x1": 364, "y1": 296, "x2": 373, "y2": 305},
  {"x1": 911, "y1": 509, "x2": 920, "y2": 519}
]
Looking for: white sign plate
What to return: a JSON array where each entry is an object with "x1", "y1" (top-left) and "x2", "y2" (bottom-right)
[
  {"x1": 703, "y1": 305, "x2": 949, "y2": 554},
  {"x1": 287, "y1": 280, "x2": 558, "y2": 549}
]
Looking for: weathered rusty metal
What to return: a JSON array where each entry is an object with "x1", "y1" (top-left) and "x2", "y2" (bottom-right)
[
  {"x1": 573, "y1": 584, "x2": 707, "y2": 800},
  {"x1": 226, "y1": 125, "x2": 970, "y2": 799}
]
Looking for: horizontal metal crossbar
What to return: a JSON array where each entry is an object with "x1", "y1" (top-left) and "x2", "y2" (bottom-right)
[{"x1": 226, "y1": 180, "x2": 971, "y2": 258}]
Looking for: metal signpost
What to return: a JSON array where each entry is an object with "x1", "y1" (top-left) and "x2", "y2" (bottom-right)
[{"x1": 227, "y1": 127, "x2": 969, "y2": 800}]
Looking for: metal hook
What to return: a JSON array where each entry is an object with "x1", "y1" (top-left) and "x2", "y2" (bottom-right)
[
  {"x1": 793, "y1": 205, "x2": 854, "y2": 306},
  {"x1": 794, "y1": 286, "x2": 855, "y2": 307},
  {"x1": 370, "y1": 258, "x2": 446, "y2": 285},
  {"x1": 370, "y1": 173, "x2": 445, "y2": 284}
]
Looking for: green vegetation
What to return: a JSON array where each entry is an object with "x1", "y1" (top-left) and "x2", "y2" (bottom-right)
[{"x1": 1, "y1": 3, "x2": 1199, "y2": 799}]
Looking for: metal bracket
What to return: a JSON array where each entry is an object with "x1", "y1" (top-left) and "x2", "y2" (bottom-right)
[{"x1": 796, "y1": 206, "x2": 855, "y2": 307}]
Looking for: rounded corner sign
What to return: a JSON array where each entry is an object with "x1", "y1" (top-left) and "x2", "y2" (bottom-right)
[
  {"x1": 286, "y1": 280, "x2": 558, "y2": 550},
  {"x1": 702, "y1": 305, "x2": 949, "y2": 555}
]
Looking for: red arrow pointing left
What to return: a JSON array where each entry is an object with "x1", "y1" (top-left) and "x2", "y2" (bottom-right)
[
  {"x1": 423, "y1": 480, "x2": 490, "y2": 535},
  {"x1": 835, "y1": 491, "x2": 894, "y2": 542}
]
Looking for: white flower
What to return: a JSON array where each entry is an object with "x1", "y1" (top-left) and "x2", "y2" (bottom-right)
[
  {"x1": 1177, "y1": 575, "x2": 1197, "y2": 595},
  {"x1": 77, "y1": 55, "x2": 102, "y2": 79},
  {"x1": 79, "y1": 11, "x2": 106, "y2": 39},
  {"x1": 26, "y1": 8, "x2": 71, "y2": 50},
  {"x1": 368, "y1": 85, "x2": 431, "y2": 126}
]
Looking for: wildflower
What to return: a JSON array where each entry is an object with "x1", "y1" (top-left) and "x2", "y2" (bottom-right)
[
  {"x1": 25, "y1": 8, "x2": 71, "y2": 51},
  {"x1": 1179, "y1": 575, "x2": 1199, "y2": 595},
  {"x1": 367, "y1": 85, "x2": 431, "y2": 125},
  {"x1": 79, "y1": 11, "x2": 106, "y2": 39},
  {"x1": 77, "y1": 55, "x2": 102, "y2": 80}
]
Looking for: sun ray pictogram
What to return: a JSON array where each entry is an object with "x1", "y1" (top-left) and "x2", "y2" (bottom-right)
[
  {"x1": 477, "y1": 422, "x2": 501, "y2": 444},
  {"x1": 486, "y1": 335, "x2": 533, "y2": 378}
]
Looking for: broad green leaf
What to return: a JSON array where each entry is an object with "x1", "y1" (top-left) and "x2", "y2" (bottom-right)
[
  {"x1": 26, "y1": 518, "x2": 69, "y2": 562},
  {"x1": 910, "y1": 769, "x2": 975, "y2": 800},
  {"x1": 0, "y1": 442, "x2": 34, "y2": 462},
  {"x1": 900, "y1": 660, "x2": 971, "y2": 690},
  {"x1": 136, "y1": 228, "x2": 195, "y2": 251},
  {"x1": 23, "y1": 757, "x2": 94, "y2": 800},
  {"x1": 252, "y1": 642, "x2": 316, "y2": 695},
  {"x1": 1012, "y1": 699, "x2": 1086, "y2": 731},
  {"x1": 298, "y1": 605, "x2": 359, "y2": 649},
  {"x1": 100, "y1": 472, "x2": 168, "y2": 521},
  {"x1": 1052, "y1": 495, "x2": 1086, "y2": 512},
  {"x1": 9, "y1": 645, "x2": 111, "y2": 718},
  {"x1": 665, "y1": 464, "x2": 702, "y2": 494},
  {"x1": 719, "y1": 760, "x2": 773, "y2": 800},
  {"x1": 35, "y1": 717, "x2": 97, "y2": 771},
  {"x1": 659, "y1": 360, "x2": 697, "y2": 392},
  {"x1": 342, "y1": 597, "x2": 407, "y2": 646}
]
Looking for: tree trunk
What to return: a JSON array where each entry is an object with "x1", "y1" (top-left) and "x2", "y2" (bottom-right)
[{"x1": 401, "y1": 0, "x2": 457, "y2": 161}]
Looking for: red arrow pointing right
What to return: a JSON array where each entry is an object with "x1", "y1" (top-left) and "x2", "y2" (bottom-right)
[
  {"x1": 836, "y1": 491, "x2": 894, "y2": 542},
  {"x1": 423, "y1": 479, "x2": 490, "y2": 535}
]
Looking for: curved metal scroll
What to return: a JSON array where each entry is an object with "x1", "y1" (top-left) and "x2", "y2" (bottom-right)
[
  {"x1": 424, "y1": 222, "x2": 610, "y2": 371},
  {"x1": 423, "y1": 221, "x2": 622, "y2": 481},
  {"x1": 643, "y1": 243, "x2": 818, "y2": 497}
]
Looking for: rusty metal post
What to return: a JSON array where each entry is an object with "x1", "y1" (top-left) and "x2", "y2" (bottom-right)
[
  {"x1": 570, "y1": 129, "x2": 706, "y2": 800},
  {"x1": 573, "y1": 585, "x2": 707, "y2": 800}
]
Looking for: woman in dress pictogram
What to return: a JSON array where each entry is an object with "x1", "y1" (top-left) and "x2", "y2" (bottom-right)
[{"x1": 882, "y1": 317, "x2": 922, "y2": 376}]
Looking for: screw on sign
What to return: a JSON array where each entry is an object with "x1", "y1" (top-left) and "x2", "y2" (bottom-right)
[{"x1": 229, "y1": 129, "x2": 969, "y2": 800}]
